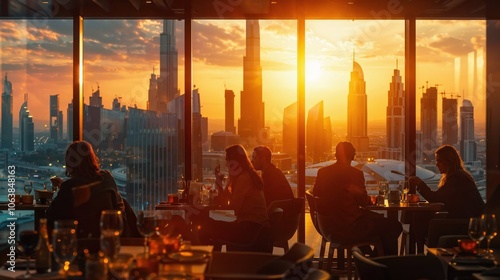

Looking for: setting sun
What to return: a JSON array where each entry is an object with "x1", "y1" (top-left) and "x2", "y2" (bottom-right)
[{"x1": 306, "y1": 59, "x2": 323, "y2": 82}]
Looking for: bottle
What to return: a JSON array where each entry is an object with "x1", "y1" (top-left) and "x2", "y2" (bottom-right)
[{"x1": 35, "y1": 218, "x2": 52, "y2": 273}]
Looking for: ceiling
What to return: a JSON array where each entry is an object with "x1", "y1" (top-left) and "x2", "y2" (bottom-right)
[{"x1": 0, "y1": 0, "x2": 498, "y2": 20}]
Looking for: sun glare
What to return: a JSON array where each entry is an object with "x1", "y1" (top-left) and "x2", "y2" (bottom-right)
[{"x1": 306, "y1": 59, "x2": 323, "y2": 82}]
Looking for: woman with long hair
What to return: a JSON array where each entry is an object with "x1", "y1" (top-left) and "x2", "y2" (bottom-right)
[
  {"x1": 47, "y1": 141, "x2": 139, "y2": 238},
  {"x1": 197, "y1": 144, "x2": 268, "y2": 250},
  {"x1": 408, "y1": 145, "x2": 485, "y2": 251}
]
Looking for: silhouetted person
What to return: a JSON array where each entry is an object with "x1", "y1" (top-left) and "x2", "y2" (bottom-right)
[
  {"x1": 313, "y1": 142, "x2": 402, "y2": 255},
  {"x1": 251, "y1": 145, "x2": 294, "y2": 206}
]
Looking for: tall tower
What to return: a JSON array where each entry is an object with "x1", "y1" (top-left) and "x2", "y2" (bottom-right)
[
  {"x1": 420, "y1": 86, "x2": 438, "y2": 155},
  {"x1": 238, "y1": 20, "x2": 265, "y2": 146},
  {"x1": 50, "y1": 94, "x2": 62, "y2": 143},
  {"x1": 347, "y1": 59, "x2": 369, "y2": 154},
  {"x1": 19, "y1": 93, "x2": 34, "y2": 152},
  {"x1": 460, "y1": 99, "x2": 476, "y2": 163},
  {"x1": 442, "y1": 96, "x2": 458, "y2": 146},
  {"x1": 384, "y1": 63, "x2": 405, "y2": 160},
  {"x1": 224, "y1": 89, "x2": 235, "y2": 133},
  {"x1": 283, "y1": 102, "x2": 297, "y2": 160},
  {"x1": 156, "y1": 20, "x2": 179, "y2": 112},
  {"x1": 1, "y1": 73, "x2": 13, "y2": 149}
]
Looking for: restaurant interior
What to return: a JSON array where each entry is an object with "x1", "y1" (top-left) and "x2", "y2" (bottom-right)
[{"x1": 2, "y1": 0, "x2": 500, "y2": 279}]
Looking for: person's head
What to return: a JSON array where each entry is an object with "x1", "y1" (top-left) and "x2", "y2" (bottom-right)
[
  {"x1": 225, "y1": 144, "x2": 263, "y2": 189},
  {"x1": 65, "y1": 141, "x2": 100, "y2": 178},
  {"x1": 335, "y1": 142, "x2": 356, "y2": 163},
  {"x1": 434, "y1": 145, "x2": 465, "y2": 175},
  {"x1": 251, "y1": 145, "x2": 272, "y2": 171}
]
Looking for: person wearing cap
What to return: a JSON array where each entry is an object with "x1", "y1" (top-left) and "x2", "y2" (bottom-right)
[
  {"x1": 313, "y1": 141, "x2": 402, "y2": 255},
  {"x1": 251, "y1": 145, "x2": 294, "y2": 206}
]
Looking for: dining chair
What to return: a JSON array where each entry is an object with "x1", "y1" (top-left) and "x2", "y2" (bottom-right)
[
  {"x1": 303, "y1": 268, "x2": 332, "y2": 280},
  {"x1": 313, "y1": 194, "x2": 384, "y2": 280},
  {"x1": 267, "y1": 197, "x2": 304, "y2": 252},
  {"x1": 305, "y1": 189, "x2": 330, "y2": 268},
  {"x1": 352, "y1": 246, "x2": 446, "y2": 280},
  {"x1": 219, "y1": 207, "x2": 283, "y2": 253}
]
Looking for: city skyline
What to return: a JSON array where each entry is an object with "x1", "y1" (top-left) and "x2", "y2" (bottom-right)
[{"x1": 0, "y1": 20, "x2": 486, "y2": 135}]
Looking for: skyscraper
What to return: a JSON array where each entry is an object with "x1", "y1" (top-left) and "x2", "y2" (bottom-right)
[
  {"x1": 153, "y1": 20, "x2": 179, "y2": 113},
  {"x1": 19, "y1": 93, "x2": 34, "y2": 152},
  {"x1": 125, "y1": 107, "x2": 178, "y2": 211},
  {"x1": 225, "y1": 89, "x2": 235, "y2": 134},
  {"x1": 50, "y1": 94, "x2": 63, "y2": 143},
  {"x1": 420, "y1": 86, "x2": 438, "y2": 157},
  {"x1": 442, "y1": 96, "x2": 458, "y2": 146},
  {"x1": 347, "y1": 60, "x2": 369, "y2": 154},
  {"x1": 460, "y1": 99, "x2": 477, "y2": 163},
  {"x1": 283, "y1": 102, "x2": 297, "y2": 160},
  {"x1": 383, "y1": 64, "x2": 405, "y2": 160},
  {"x1": 307, "y1": 101, "x2": 331, "y2": 163},
  {"x1": 1, "y1": 73, "x2": 13, "y2": 149},
  {"x1": 238, "y1": 20, "x2": 266, "y2": 146}
]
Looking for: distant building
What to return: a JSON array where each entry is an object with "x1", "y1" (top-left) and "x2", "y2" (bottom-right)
[
  {"x1": 125, "y1": 107, "x2": 178, "y2": 211},
  {"x1": 1, "y1": 73, "x2": 13, "y2": 149},
  {"x1": 381, "y1": 64, "x2": 404, "y2": 160},
  {"x1": 460, "y1": 99, "x2": 477, "y2": 163},
  {"x1": 211, "y1": 131, "x2": 240, "y2": 151},
  {"x1": 19, "y1": 94, "x2": 34, "y2": 152},
  {"x1": 224, "y1": 89, "x2": 236, "y2": 134},
  {"x1": 420, "y1": 86, "x2": 438, "y2": 159},
  {"x1": 307, "y1": 101, "x2": 331, "y2": 163},
  {"x1": 442, "y1": 96, "x2": 458, "y2": 146},
  {"x1": 50, "y1": 94, "x2": 63, "y2": 143},
  {"x1": 282, "y1": 102, "x2": 297, "y2": 161},
  {"x1": 347, "y1": 60, "x2": 369, "y2": 154},
  {"x1": 238, "y1": 20, "x2": 267, "y2": 146}
]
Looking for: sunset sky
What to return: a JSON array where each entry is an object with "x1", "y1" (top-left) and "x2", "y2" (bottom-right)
[{"x1": 0, "y1": 19, "x2": 486, "y2": 135}]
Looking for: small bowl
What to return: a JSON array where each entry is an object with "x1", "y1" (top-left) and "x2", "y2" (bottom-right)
[
  {"x1": 21, "y1": 194, "x2": 34, "y2": 205},
  {"x1": 408, "y1": 194, "x2": 420, "y2": 203}
]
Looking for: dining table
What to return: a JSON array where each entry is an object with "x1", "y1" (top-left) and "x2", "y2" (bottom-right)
[{"x1": 366, "y1": 201, "x2": 444, "y2": 254}]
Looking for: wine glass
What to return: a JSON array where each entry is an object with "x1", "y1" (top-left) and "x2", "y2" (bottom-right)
[
  {"x1": 100, "y1": 210, "x2": 123, "y2": 260},
  {"x1": 482, "y1": 214, "x2": 498, "y2": 258},
  {"x1": 23, "y1": 181, "x2": 33, "y2": 195},
  {"x1": 378, "y1": 181, "x2": 389, "y2": 198},
  {"x1": 177, "y1": 179, "x2": 186, "y2": 203},
  {"x1": 17, "y1": 230, "x2": 38, "y2": 278},
  {"x1": 52, "y1": 228, "x2": 78, "y2": 276},
  {"x1": 137, "y1": 210, "x2": 157, "y2": 257},
  {"x1": 468, "y1": 217, "x2": 486, "y2": 255}
]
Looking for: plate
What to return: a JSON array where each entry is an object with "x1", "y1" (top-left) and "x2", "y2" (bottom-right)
[{"x1": 168, "y1": 250, "x2": 209, "y2": 263}]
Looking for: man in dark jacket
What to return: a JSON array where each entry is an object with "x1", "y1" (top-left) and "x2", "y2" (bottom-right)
[
  {"x1": 252, "y1": 145, "x2": 294, "y2": 207},
  {"x1": 313, "y1": 142, "x2": 402, "y2": 255}
]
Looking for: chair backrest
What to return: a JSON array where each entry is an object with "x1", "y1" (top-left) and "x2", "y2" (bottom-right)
[
  {"x1": 267, "y1": 197, "x2": 304, "y2": 243},
  {"x1": 279, "y1": 242, "x2": 315, "y2": 280},
  {"x1": 427, "y1": 218, "x2": 469, "y2": 248},
  {"x1": 305, "y1": 190, "x2": 321, "y2": 234},
  {"x1": 303, "y1": 268, "x2": 331, "y2": 280},
  {"x1": 352, "y1": 246, "x2": 389, "y2": 280}
]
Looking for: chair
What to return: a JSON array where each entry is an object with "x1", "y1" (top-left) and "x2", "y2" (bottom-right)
[
  {"x1": 305, "y1": 189, "x2": 330, "y2": 268},
  {"x1": 426, "y1": 218, "x2": 469, "y2": 248},
  {"x1": 304, "y1": 269, "x2": 332, "y2": 280},
  {"x1": 219, "y1": 207, "x2": 283, "y2": 253},
  {"x1": 352, "y1": 246, "x2": 446, "y2": 280},
  {"x1": 267, "y1": 197, "x2": 304, "y2": 252}
]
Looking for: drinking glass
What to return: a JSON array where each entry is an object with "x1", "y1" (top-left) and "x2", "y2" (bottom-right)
[
  {"x1": 378, "y1": 181, "x2": 389, "y2": 198},
  {"x1": 177, "y1": 179, "x2": 186, "y2": 203},
  {"x1": 17, "y1": 230, "x2": 38, "y2": 278},
  {"x1": 52, "y1": 228, "x2": 78, "y2": 276},
  {"x1": 482, "y1": 214, "x2": 498, "y2": 258},
  {"x1": 23, "y1": 181, "x2": 32, "y2": 195},
  {"x1": 137, "y1": 210, "x2": 157, "y2": 257},
  {"x1": 100, "y1": 210, "x2": 123, "y2": 260},
  {"x1": 399, "y1": 180, "x2": 410, "y2": 203},
  {"x1": 468, "y1": 217, "x2": 486, "y2": 255}
]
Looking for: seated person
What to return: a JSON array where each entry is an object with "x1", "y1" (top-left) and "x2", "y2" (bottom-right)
[
  {"x1": 313, "y1": 142, "x2": 402, "y2": 255},
  {"x1": 408, "y1": 145, "x2": 485, "y2": 250},
  {"x1": 196, "y1": 144, "x2": 269, "y2": 248},
  {"x1": 251, "y1": 145, "x2": 294, "y2": 206},
  {"x1": 46, "y1": 141, "x2": 139, "y2": 238}
]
